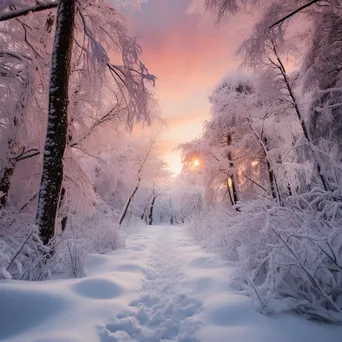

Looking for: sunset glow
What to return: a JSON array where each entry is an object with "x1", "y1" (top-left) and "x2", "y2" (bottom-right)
[
  {"x1": 1, "y1": 0, "x2": 340, "y2": 337},
  {"x1": 227, "y1": 177, "x2": 233, "y2": 189},
  {"x1": 127, "y1": 0, "x2": 249, "y2": 173}
]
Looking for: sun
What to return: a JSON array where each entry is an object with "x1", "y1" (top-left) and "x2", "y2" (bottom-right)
[{"x1": 193, "y1": 159, "x2": 200, "y2": 167}]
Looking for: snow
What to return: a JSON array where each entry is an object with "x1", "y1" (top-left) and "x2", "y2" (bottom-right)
[{"x1": 0, "y1": 225, "x2": 341, "y2": 342}]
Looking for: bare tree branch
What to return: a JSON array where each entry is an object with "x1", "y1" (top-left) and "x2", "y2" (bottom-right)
[{"x1": 269, "y1": 0, "x2": 322, "y2": 29}]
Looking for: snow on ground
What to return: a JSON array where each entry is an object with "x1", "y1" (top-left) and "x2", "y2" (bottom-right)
[{"x1": 0, "y1": 225, "x2": 341, "y2": 342}]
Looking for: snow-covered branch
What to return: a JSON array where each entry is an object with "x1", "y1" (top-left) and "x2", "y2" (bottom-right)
[{"x1": 0, "y1": 1, "x2": 58, "y2": 22}]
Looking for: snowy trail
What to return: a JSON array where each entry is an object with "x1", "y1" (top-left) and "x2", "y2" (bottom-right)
[
  {"x1": 1, "y1": 225, "x2": 342, "y2": 342},
  {"x1": 98, "y1": 227, "x2": 203, "y2": 341}
]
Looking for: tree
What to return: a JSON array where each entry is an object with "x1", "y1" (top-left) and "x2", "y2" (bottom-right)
[
  {"x1": 178, "y1": 73, "x2": 282, "y2": 207},
  {"x1": 0, "y1": 11, "x2": 53, "y2": 209},
  {"x1": 185, "y1": 0, "x2": 342, "y2": 321},
  {"x1": 0, "y1": 1, "x2": 157, "y2": 245},
  {"x1": 117, "y1": 135, "x2": 171, "y2": 226},
  {"x1": 147, "y1": 188, "x2": 157, "y2": 225},
  {"x1": 34, "y1": 0, "x2": 76, "y2": 245},
  {"x1": 195, "y1": 0, "x2": 328, "y2": 27},
  {"x1": 301, "y1": 7, "x2": 342, "y2": 152},
  {"x1": 118, "y1": 136, "x2": 157, "y2": 225}
]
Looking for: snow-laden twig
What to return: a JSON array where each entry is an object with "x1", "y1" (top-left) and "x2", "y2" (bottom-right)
[{"x1": 0, "y1": 1, "x2": 58, "y2": 22}]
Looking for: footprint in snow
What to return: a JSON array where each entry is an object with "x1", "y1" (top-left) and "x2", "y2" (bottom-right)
[{"x1": 97, "y1": 233, "x2": 202, "y2": 342}]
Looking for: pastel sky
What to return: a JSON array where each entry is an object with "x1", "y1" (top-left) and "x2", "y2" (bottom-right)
[{"x1": 125, "y1": 0, "x2": 252, "y2": 174}]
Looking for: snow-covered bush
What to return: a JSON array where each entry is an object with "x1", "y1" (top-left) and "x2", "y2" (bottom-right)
[
  {"x1": 189, "y1": 190, "x2": 342, "y2": 322},
  {"x1": 0, "y1": 200, "x2": 125, "y2": 280}
]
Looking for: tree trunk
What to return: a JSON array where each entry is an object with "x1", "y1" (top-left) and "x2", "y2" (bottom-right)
[
  {"x1": 230, "y1": 173, "x2": 240, "y2": 205},
  {"x1": 58, "y1": 187, "x2": 68, "y2": 232},
  {"x1": 148, "y1": 191, "x2": 158, "y2": 226},
  {"x1": 226, "y1": 176, "x2": 234, "y2": 206},
  {"x1": 35, "y1": 0, "x2": 76, "y2": 245},
  {"x1": 140, "y1": 197, "x2": 150, "y2": 223},
  {"x1": 0, "y1": 165, "x2": 15, "y2": 208},
  {"x1": 169, "y1": 199, "x2": 174, "y2": 225},
  {"x1": 246, "y1": 117, "x2": 282, "y2": 204},
  {"x1": 226, "y1": 134, "x2": 240, "y2": 208},
  {"x1": 262, "y1": 137, "x2": 281, "y2": 203},
  {"x1": 272, "y1": 43, "x2": 329, "y2": 191},
  {"x1": 119, "y1": 178, "x2": 141, "y2": 226}
]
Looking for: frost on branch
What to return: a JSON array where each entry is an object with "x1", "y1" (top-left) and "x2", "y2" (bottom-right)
[
  {"x1": 0, "y1": 0, "x2": 160, "y2": 280},
  {"x1": 75, "y1": 1, "x2": 158, "y2": 131}
]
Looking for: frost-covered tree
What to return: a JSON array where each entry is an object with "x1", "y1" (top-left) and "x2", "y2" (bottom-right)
[
  {"x1": 0, "y1": 6, "x2": 54, "y2": 209},
  {"x1": 178, "y1": 73, "x2": 289, "y2": 207},
  {"x1": 185, "y1": 0, "x2": 342, "y2": 322},
  {"x1": 34, "y1": 0, "x2": 76, "y2": 245},
  {"x1": 118, "y1": 137, "x2": 158, "y2": 226},
  {"x1": 0, "y1": 0, "x2": 157, "y2": 245},
  {"x1": 0, "y1": 0, "x2": 160, "y2": 280},
  {"x1": 301, "y1": 7, "x2": 342, "y2": 152},
  {"x1": 195, "y1": 0, "x2": 333, "y2": 27}
]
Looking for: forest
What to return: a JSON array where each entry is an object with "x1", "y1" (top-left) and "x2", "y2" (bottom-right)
[{"x1": 0, "y1": 0, "x2": 342, "y2": 340}]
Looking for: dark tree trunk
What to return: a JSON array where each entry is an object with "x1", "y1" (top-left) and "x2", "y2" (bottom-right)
[
  {"x1": 61, "y1": 216, "x2": 68, "y2": 232},
  {"x1": 119, "y1": 178, "x2": 141, "y2": 225},
  {"x1": 0, "y1": 165, "x2": 15, "y2": 208},
  {"x1": 148, "y1": 191, "x2": 158, "y2": 226},
  {"x1": 141, "y1": 191, "x2": 153, "y2": 222},
  {"x1": 169, "y1": 199, "x2": 174, "y2": 225},
  {"x1": 36, "y1": 0, "x2": 76, "y2": 245},
  {"x1": 58, "y1": 187, "x2": 68, "y2": 232},
  {"x1": 140, "y1": 200, "x2": 149, "y2": 222},
  {"x1": 226, "y1": 134, "x2": 240, "y2": 208}
]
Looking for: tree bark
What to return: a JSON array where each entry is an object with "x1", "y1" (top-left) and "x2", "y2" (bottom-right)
[
  {"x1": 36, "y1": 0, "x2": 76, "y2": 245},
  {"x1": 0, "y1": 165, "x2": 15, "y2": 208},
  {"x1": 148, "y1": 191, "x2": 158, "y2": 225},
  {"x1": 58, "y1": 187, "x2": 68, "y2": 232}
]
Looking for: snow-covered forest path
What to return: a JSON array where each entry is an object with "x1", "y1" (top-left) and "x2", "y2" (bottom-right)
[
  {"x1": 1, "y1": 226, "x2": 342, "y2": 342},
  {"x1": 97, "y1": 227, "x2": 204, "y2": 341},
  {"x1": 96, "y1": 226, "x2": 342, "y2": 342}
]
